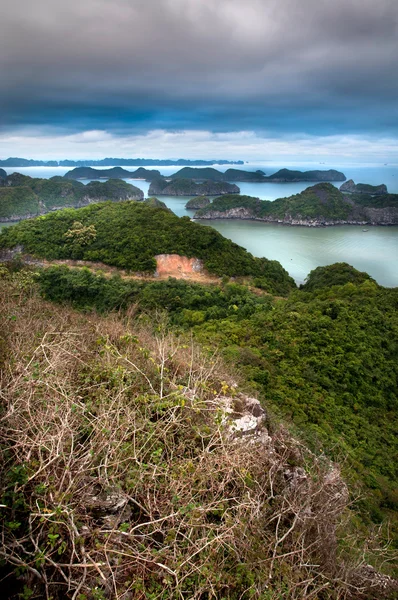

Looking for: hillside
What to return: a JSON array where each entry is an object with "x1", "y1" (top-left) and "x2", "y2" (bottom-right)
[
  {"x1": 195, "y1": 183, "x2": 398, "y2": 225},
  {"x1": 4, "y1": 268, "x2": 397, "y2": 599},
  {"x1": 170, "y1": 167, "x2": 267, "y2": 182},
  {"x1": 148, "y1": 177, "x2": 240, "y2": 196},
  {"x1": 266, "y1": 168, "x2": 346, "y2": 182},
  {"x1": 0, "y1": 174, "x2": 144, "y2": 221},
  {"x1": 0, "y1": 201, "x2": 295, "y2": 294},
  {"x1": 167, "y1": 167, "x2": 346, "y2": 183},
  {"x1": 340, "y1": 179, "x2": 388, "y2": 195},
  {"x1": 64, "y1": 166, "x2": 161, "y2": 181}
]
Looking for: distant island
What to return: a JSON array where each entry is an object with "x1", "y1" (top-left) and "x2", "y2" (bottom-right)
[
  {"x1": 185, "y1": 196, "x2": 210, "y2": 209},
  {"x1": 195, "y1": 182, "x2": 398, "y2": 226},
  {"x1": 339, "y1": 179, "x2": 388, "y2": 194},
  {"x1": 170, "y1": 166, "x2": 346, "y2": 183},
  {"x1": 0, "y1": 172, "x2": 143, "y2": 221},
  {"x1": 62, "y1": 166, "x2": 347, "y2": 185},
  {"x1": 170, "y1": 167, "x2": 268, "y2": 182},
  {"x1": 148, "y1": 178, "x2": 240, "y2": 196},
  {"x1": 64, "y1": 166, "x2": 162, "y2": 181},
  {"x1": 0, "y1": 157, "x2": 243, "y2": 167}
]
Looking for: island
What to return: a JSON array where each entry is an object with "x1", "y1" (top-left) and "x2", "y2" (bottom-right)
[
  {"x1": 0, "y1": 173, "x2": 144, "y2": 221},
  {"x1": 339, "y1": 179, "x2": 388, "y2": 194},
  {"x1": 170, "y1": 166, "x2": 346, "y2": 183},
  {"x1": 170, "y1": 167, "x2": 267, "y2": 182},
  {"x1": 64, "y1": 166, "x2": 161, "y2": 181},
  {"x1": 0, "y1": 168, "x2": 6, "y2": 179},
  {"x1": 185, "y1": 196, "x2": 210, "y2": 209},
  {"x1": 148, "y1": 178, "x2": 240, "y2": 196},
  {"x1": 0, "y1": 157, "x2": 244, "y2": 167},
  {"x1": 265, "y1": 168, "x2": 346, "y2": 182},
  {"x1": 194, "y1": 182, "x2": 398, "y2": 226}
]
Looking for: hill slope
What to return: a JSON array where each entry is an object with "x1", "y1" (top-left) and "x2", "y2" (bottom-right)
[
  {"x1": 3, "y1": 271, "x2": 396, "y2": 599},
  {"x1": 0, "y1": 175, "x2": 144, "y2": 221},
  {"x1": 195, "y1": 183, "x2": 398, "y2": 225},
  {"x1": 0, "y1": 201, "x2": 295, "y2": 294}
]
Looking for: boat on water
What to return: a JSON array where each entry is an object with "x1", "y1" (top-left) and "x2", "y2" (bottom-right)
[{"x1": 362, "y1": 229, "x2": 369, "y2": 232}]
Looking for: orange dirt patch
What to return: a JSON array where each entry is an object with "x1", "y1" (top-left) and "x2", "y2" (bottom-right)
[
  {"x1": 155, "y1": 254, "x2": 205, "y2": 279},
  {"x1": 40, "y1": 255, "x2": 220, "y2": 285}
]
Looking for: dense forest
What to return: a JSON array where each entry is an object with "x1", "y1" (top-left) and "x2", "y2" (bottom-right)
[
  {"x1": 0, "y1": 201, "x2": 294, "y2": 294},
  {"x1": 0, "y1": 175, "x2": 143, "y2": 220}
]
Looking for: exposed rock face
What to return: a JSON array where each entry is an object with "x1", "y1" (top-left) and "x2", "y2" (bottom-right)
[
  {"x1": 185, "y1": 196, "x2": 210, "y2": 209},
  {"x1": 340, "y1": 179, "x2": 388, "y2": 194},
  {"x1": 219, "y1": 393, "x2": 271, "y2": 446},
  {"x1": 196, "y1": 206, "x2": 398, "y2": 226},
  {"x1": 155, "y1": 254, "x2": 204, "y2": 278},
  {"x1": 0, "y1": 177, "x2": 144, "y2": 222},
  {"x1": 195, "y1": 184, "x2": 398, "y2": 226}
]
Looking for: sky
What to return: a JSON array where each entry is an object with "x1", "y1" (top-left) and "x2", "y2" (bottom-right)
[{"x1": 0, "y1": 0, "x2": 397, "y2": 162}]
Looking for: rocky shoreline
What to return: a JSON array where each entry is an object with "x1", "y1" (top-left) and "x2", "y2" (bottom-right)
[{"x1": 195, "y1": 207, "x2": 398, "y2": 226}]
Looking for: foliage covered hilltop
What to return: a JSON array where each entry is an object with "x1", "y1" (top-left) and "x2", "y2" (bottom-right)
[
  {"x1": 167, "y1": 167, "x2": 346, "y2": 183},
  {"x1": 0, "y1": 201, "x2": 295, "y2": 294},
  {"x1": 195, "y1": 183, "x2": 398, "y2": 225},
  {"x1": 0, "y1": 173, "x2": 144, "y2": 221},
  {"x1": 0, "y1": 259, "x2": 397, "y2": 599}
]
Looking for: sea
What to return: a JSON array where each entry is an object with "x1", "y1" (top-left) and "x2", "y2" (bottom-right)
[{"x1": 2, "y1": 161, "x2": 398, "y2": 287}]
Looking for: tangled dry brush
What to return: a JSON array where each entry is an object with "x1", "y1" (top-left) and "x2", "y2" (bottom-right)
[{"x1": 0, "y1": 271, "x2": 396, "y2": 599}]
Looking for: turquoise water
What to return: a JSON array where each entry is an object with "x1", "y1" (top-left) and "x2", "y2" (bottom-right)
[
  {"x1": 2, "y1": 163, "x2": 398, "y2": 286},
  {"x1": 195, "y1": 220, "x2": 398, "y2": 287}
]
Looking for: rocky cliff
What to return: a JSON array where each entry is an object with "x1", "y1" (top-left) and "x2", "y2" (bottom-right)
[
  {"x1": 340, "y1": 179, "x2": 388, "y2": 194},
  {"x1": 195, "y1": 184, "x2": 398, "y2": 226},
  {"x1": 185, "y1": 196, "x2": 210, "y2": 209},
  {"x1": 0, "y1": 175, "x2": 144, "y2": 221}
]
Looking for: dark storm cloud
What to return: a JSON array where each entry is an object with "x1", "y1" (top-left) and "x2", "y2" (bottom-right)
[{"x1": 0, "y1": 0, "x2": 397, "y2": 135}]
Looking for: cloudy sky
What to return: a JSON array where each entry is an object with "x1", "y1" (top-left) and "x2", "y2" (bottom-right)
[{"x1": 1, "y1": 0, "x2": 397, "y2": 161}]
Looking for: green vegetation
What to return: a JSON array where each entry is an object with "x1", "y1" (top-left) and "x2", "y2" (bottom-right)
[
  {"x1": 167, "y1": 167, "x2": 346, "y2": 183},
  {"x1": 32, "y1": 263, "x2": 398, "y2": 542},
  {"x1": 301, "y1": 262, "x2": 375, "y2": 291},
  {"x1": 185, "y1": 196, "x2": 210, "y2": 209},
  {"x1": 0, "y1": 186, "x2": 40, "y2": 219},
  {"x1": 170, "y1": 167, "x2": 267, "y2": 182},
  {"x1": 267, "y1": 168, "x2": 346, "y2": 182},
  {"x1": 351, "y1": 192, "x2": 398, "y2": 208},
  {"x1": 64, "y1": 166, "x2": 161, "y2": 181},
  {"x1": 1, "y1": 200, "x2": 397, "y2": 597},
  {"x1": 143, "y1": 196, "x2": 169, "y2": 209},
  {"x1": 196, "y1": 184, "x2": 398, "y2": 223},
  {"x1": 340, "y1": 180, "x2": 388, "y2": 195},
  {"x1": 171, "y1": 166, "x2": 224, "y2": 180},
  {"x1": 4, "y1": 270, "x2": 387, "y2": 599},
  {"x1": 0, "y1": 202, "x2": 295, "y2": 293},
  {"x1": 148, "y1": 177, "x2": 240, "y2": 196},
  {"x1": 0, "y1": 174, "x2": 144, "y2": 220}
]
